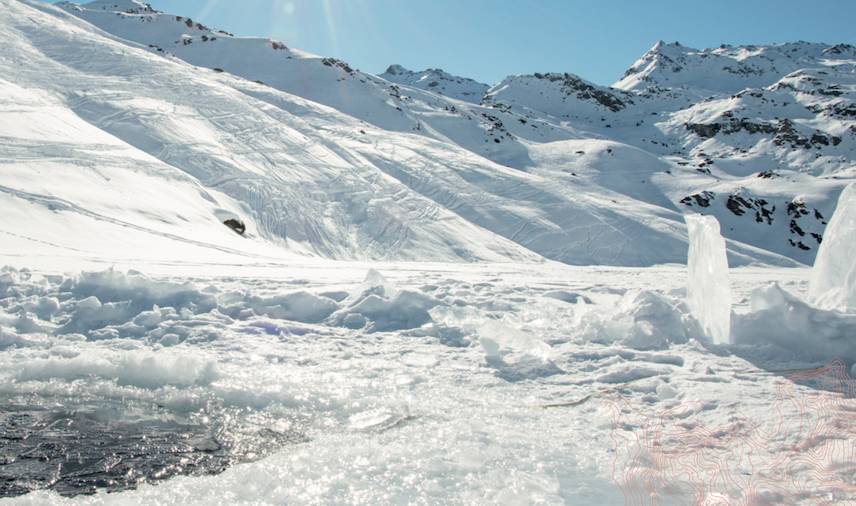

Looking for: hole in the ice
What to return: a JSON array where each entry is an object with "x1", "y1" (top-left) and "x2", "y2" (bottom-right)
[{"x1": 0, "y1": 398, "x2": 308, "y2": 498}]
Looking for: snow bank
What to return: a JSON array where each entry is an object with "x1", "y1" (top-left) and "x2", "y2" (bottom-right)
[
  {"x1": 16, "y1": 349, "x2": 220, "y2": 389},
  {"x1": 0, "y1": 267, "x2": 348, "y2": 348},
  {"x1": 810, "y1": 182, "x2": 856, "y2": 311},
  {"x1": 64, "y1": 269, "x2": 218, "y2": 315},
  {"x1": 734, "y1": 282, "x2": 856, "y2": 360}
]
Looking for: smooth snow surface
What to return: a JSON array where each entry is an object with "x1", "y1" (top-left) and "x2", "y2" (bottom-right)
[
  {"x1": 809, "y1": 182, "x2": 856, "y2": 310},
  {"x1": 685, "y1": 214, "x2": 731, "y2": 344}
]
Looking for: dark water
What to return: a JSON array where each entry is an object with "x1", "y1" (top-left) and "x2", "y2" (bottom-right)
[{"x1": 0, "y1": 399, "x2": 307, "y2": 497}]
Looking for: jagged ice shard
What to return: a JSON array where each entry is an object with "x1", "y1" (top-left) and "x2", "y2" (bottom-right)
[
  {"x1": 809, "y1": 183, "x2": 856, "y2": 311},
  {"x1": 685, "y1": 214, "x2": 732, "y2": 344}
]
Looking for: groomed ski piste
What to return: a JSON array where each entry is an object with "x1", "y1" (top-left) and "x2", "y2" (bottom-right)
[{"x1": 2, "y1": 0, "x2": 856, "y2": 503}]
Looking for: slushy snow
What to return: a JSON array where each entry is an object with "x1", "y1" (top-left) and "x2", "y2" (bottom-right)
[{"x1": 685, "y1": 214, "x2": 732, "y2": 344}]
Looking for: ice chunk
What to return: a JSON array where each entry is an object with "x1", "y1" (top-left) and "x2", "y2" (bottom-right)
[
  {"x1": 577, "y1": 290, "x2": 697, "y2": 350},
  {"x1": 478, "y1": 320, "x2": 551, "y2": 364},
  {"x1": 343, "y1": 269, "x2": 398, "y2": 304},
  {"x1": 428, "y1": 306, "x2": 550, "y2": 363},
  {"x1": 810, "y1": 183, "x2": 856, "y2": 311},
  {"x1": 331, "y1": 289, "x2": 445, "y2": 332},
  {"x1": 248, "y1": 292, "x2": 339, "y2": 323},
  {"x1": 685, "y1": 214, "x2": 731, "y2": 344},
  {"x1": 656, "y1": 382, "x2": 678, "y2": 400},
  {"x1": 749, "y1": 282, "x2": 792, "y2": 313}
]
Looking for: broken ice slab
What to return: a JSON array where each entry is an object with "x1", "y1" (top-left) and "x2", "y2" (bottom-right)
[
  {"x1": 810, "y1": 182, "x2": 856, "y2": 311},
  {"x1": 685, "y1": 214, "x2": 732, "y2": 345}
]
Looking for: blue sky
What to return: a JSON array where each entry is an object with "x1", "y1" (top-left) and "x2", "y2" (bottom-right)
[{"x1": 62, "y1": 0, "x2": 856, "y2": 86}]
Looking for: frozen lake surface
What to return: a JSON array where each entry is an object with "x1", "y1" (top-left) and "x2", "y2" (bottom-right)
[{"x1": 3, "y1": 260, "x2": 854, "y2": 504}]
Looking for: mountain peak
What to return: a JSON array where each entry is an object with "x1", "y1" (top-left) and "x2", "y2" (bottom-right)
[
  {"x1": 483, "y1": 71, "x2": 632, "y2": 114},
  {"x1": 378, "y1": 65, "x2": 489, "y2": 103},
  {"x1": 614, "y1": 41, "x2": 850, "y2": 94},
  {"x1": 383, "y1": 64, "x2": 408, "y2": 76},
  {"x1": 823, "y1": 43, "x2": 856, "y2": 57},
  {"x1": 76, "y1": 0, "x2": 160, "y2": 13}
]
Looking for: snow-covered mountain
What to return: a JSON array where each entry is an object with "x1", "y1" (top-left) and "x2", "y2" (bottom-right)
[
  {"x1": 614, "y1": 40, "x2": 856, "y2": 95},
  {"x1": 378, "y1": 65, "x2": 489, "y2": 103},
  {"x1": 0, "y1": 0, "x2": 691, "y2": 267},
  {"x1": 473, "y1": 41, "x2": 856, "y2": 264},
  {"x1": 0, "y1": 0, "x2": 851, "y2": 269}
]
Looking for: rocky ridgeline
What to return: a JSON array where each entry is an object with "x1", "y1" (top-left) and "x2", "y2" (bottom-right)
[
  {"x1": 680, "y1": 188, "x2": 826, "y2": 252},
  {"x1": 482, "y1": 72, "x2": 635, "y2": 117}
]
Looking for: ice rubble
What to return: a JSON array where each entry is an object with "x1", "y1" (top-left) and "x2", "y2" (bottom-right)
[
  {"x1": 575, "y1": 289, "x2": 700, "y2": 350},
  {"x1": 809, "y1": 182, "x2": 856, "y2": 311},
  {"x1": 329, "y1": 269, "x2": 445, "y2": 332},
  {"x1": 0, "y1": 266, "x2": 448, "y2": 361},
  {"x1": 685, "y1": 214, "x2": 732, "y2": 345},
  {"x1": 5, "y1": 261, "x2": 856, "y2": 501},
  {"x1": 429, "y1": 305, "x2": 551, "y2": 366}
]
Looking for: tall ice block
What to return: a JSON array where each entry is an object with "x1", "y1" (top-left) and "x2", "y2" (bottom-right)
[
  {"x1": 685, "y1": 214, "x2": 732, "y2": 344},
  {"x1": 810, "y1": 183, "x2": 856, "y2": 311}
]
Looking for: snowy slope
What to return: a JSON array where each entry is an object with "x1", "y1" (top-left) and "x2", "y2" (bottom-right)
[
  {"x1": 3, "y1": 0, "x2": 538, "y2": 265},
  {"x1": 55, "y1": 1, "x2": 592, "y2": 162},
  {"x1": 2, "y1": 0, "x2": 750, "y2": 268},
  {"x1": 0, "y1": 0, "x2": 845, "y2": 269},
  {"x1": 52, "y1": 1, "x2": 856, "y2": 266}
]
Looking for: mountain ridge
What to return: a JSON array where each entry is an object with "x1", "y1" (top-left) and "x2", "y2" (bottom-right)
[{"x1": 378, "y1": 65, "x2": 489, "y2": 104}]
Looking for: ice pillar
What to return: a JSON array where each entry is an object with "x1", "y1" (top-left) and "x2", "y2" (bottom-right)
[
  {"x1": 685, "y1": 214, "x2": 731, "y2": 344},
  {"x1": 809, "y1": 183, "x2": 856, "y2": 311}
]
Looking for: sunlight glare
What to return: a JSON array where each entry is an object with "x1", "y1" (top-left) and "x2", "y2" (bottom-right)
[
  {"x1": 195, "y1": 0, "x2": 221, "y2": 20},
  {"x1": 321, "y1": 0, "x2": 340, "y2": 57}
]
